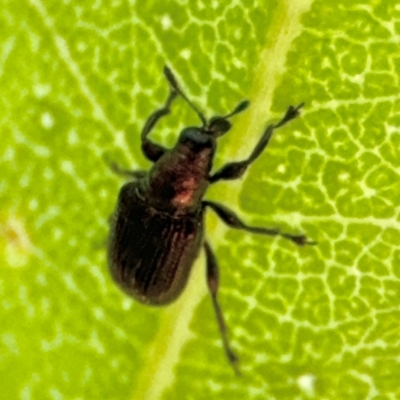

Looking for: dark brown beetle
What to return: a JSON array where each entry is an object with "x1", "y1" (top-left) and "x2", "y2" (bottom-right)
[{"x1": 108, "y1": 67, "x2": 314, "y2": 375}]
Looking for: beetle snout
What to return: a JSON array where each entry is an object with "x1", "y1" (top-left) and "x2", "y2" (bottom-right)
[{"x1": 207, "y1": 117, "x2": 231, "y2": 137}]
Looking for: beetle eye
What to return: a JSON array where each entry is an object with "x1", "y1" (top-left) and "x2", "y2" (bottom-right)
[{"x1": 208, "y1": 117, "x2": 231, "y2": 137}]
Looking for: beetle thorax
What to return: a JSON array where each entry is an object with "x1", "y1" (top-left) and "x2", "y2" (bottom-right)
[{"x1": 147, "y1": 141, "x2": 214, "y2": 214}]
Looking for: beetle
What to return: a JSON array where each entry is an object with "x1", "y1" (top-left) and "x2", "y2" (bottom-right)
[{"x1": 108, "y1": 67, "x2": 314, "y2": 375}]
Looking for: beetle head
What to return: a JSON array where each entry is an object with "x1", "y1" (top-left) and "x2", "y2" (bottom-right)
[
  {"x1": 178, "y1": 127, "x2": 214, "y2": 150},
  {"x1": 178, "y1": 117, "x2": 232, "y2": 149},
  {"x1": 205, "y1": 99, "x2": 249, "y2": 138},
  {"x1": 178, "y1": 100, "x2": 250, "y2": 145}
]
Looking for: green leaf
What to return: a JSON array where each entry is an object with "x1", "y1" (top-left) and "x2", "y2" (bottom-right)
[{"x1": 1, "y1": 0, "x2": 400, "y2": 399}]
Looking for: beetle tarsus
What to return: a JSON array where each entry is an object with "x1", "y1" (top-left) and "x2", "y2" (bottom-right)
[
  {"x1": 283, "y1": 233, "x2": 317, "y2": 246},
  {"x1": 276, "y1": 102, "x2": 305, "y2": 128},
  {"x1": 163, "y1": 66, "x2": 179, "y2": 89},
  {"x1": 108, "y1": 162, "x2": 148, "y2": 180},
  {"x1": 228, "y1": 351, "x2": 241, "y2": 377}
]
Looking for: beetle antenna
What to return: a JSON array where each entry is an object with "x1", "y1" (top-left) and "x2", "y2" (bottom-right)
[
  {"x1": 164, "y1": 66, "x2": 207, "y2": 126},
  {"x1": 223, "y1": 100, "x2": 250, "y2": 119}
]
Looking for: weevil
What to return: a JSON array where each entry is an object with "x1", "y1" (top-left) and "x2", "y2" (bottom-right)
[{"x1": 108, "y1": 67, "x2": 314, "y2": 375}]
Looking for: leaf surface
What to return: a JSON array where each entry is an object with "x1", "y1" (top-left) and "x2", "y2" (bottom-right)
[{"x1": 1, "y1": 1, "x2": 399, "y2": 399}]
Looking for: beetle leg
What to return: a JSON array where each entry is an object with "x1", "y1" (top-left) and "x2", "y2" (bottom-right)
[
  {"x1": 209, "y1": 104, "x2": 304, "y2": 183},
  {"x1": 103, "y1": 154, "x2": 147, "y2": 179},
  {"x1": 204, "y1": 200, "x2": 316, "y2": 246},
  {"x1": 140, "y1": 86, "x2": 179, "y2": 162},
  {"x1": 108, "y1": 161, "x2": 148, "y2": 179},
  {"x1": 204, "y1": 240, "x2": 241, "y2": 376}
]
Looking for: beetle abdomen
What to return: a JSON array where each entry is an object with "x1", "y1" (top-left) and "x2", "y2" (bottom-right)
[{"x1": 108, "y1": 182, "x2": 204, "y2": 305}]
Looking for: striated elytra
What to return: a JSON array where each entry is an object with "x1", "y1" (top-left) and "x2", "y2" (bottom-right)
[{"x1": 108, "y1": 67, "x2": 315, "y2": 376}]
